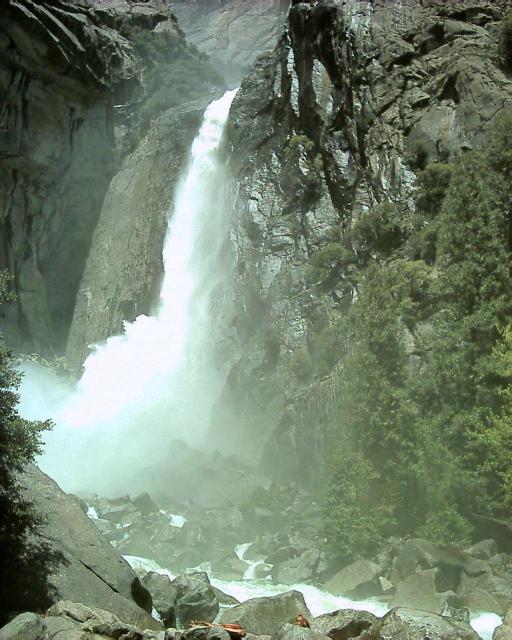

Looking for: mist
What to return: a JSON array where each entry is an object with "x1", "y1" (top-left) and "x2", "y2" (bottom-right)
[{"x1": 18, "y1": 90, "x2": 237, "y2": 499}]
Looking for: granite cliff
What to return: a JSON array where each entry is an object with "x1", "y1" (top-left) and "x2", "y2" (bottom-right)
[{"x1": 211, "y1": 0, "x2": 512, "y2": 482}]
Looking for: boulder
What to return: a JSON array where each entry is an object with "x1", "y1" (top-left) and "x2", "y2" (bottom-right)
[
  {"x1": 211, "y1": 588, "x2": 240, "y2": 607},
  {"x1": 219, "y1": 591, "x2": 311, "y2": 636},
  {"x1": 19, "y1": 466, "x2": 159, "y2": 630},
  {"x1": 183, "y1": 627, "x2": 231, "y2": 640},
  {"x1": 470, "y1": 515, "x2": 512, "y2": 553},
  {"x1": 324, "y1": 560, "x2": 382, "y2": 597},
  {"x1": 493, "y1": 606, "x2": 512, "y2": 640},
  {"x1": 272, "y1": 624, "x2": 330, "y2": 640},
  {"x1": 171, "y1": 572, "x2": 219, "y2": 628},
  {"x1": 142, "y1": 572, "x2": 177, "y2": 627},
  {"x1": 390, "y1": 568, "x2": 459, "y2": 614},
  {"x1": 0, "y1": 613, "x2": 46, "y2": 640},
  {"x1": 457, "y1": 569, "x2": 512, "y2": 615},
  {"x1": 468, "y1": 539, "x2": 498, "y2": 560},
  {"x1": 133, "y1": 493, "x2": 160, "y2": 516},
  {"x1": 360, "y1": 607, "x2": 480, "y2": 639},
  {"x1": 44, "y1": 616, "x2": 80, "y2": 639},
  {"x1": 310, "y1": 609, "x2": 377, "y2": 640},
  {"x1": 273, "y1": 550, "x2": 322, "y2": 585}
]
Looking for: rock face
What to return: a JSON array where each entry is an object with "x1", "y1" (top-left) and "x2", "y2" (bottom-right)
[
  {"x1": 210, "y1": 0, "x2": 512, "y2": 481},
  {"x1": 64, "y1": 98, "x2": 207, "y2": 370},
  {"x1": 167, "y1": 1, "x2": 290, "y2": 85},
  {"x1": 19, "y1": 465, "x2": 159, "y2": 629},
  {"x1": 219, "y1": 591, "x2": 311, "y2": 636},
  {"x1": 0, "y1": 0, "x2": 223, "y2": 360}
]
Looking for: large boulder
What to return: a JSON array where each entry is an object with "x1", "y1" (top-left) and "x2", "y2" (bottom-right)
[
  {"x1": 324, "y1": 560, "x2": 382, "y2": 597},
  {"x1": 272, "y1": 624, "x2": 330, "y2": 640},
  {"x1": 390, "y1": 569, "x2": 459, "y2": 614},
  {"x1": 219, "y1": 591, "x2": 311, "y2": 636},
  {"x1": 19, "y1": 465, "x2": 159, "y2": 630},
  {"x1": 493, "y1": 606, "x2": 512, "y2": 640},
  {"x1": 310, "y1": 609, "x2": 377, "y2": 639},
  {"x1": 360, "y1": 608, "x2": 480, "y2": 640},
  {"x1": 142, "y1": 572, "x2": 178, "y2": 627},
  {"x1": 0, "y1": 612, "x2": 46, "y2": 640},
  {"x1": 171, "y1": 572, "x2": 219, "y2": 628}
]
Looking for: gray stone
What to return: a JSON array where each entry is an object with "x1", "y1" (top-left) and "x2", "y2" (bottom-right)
[
  {"x1": 493, "y1": 606, "x2": 512, "y2": 640},
  {"x1": 310, "y1": 609, "x2": 377, "y2": 639},
  {"x1": 0, "y1": 613, "x2": 46, "y2": 640},
  {"x1": 44, "y1": 615, "x2": 79, "y2": 640},
  {"x1": 19, "y1": 466, "x2": 159, "y2": 630},
  {"x1": 142, "y1": 572, "x2": 177, "y2": 628},
  {"x1": 468, "y1": 539, "x2": 498, "y2": 560},
  {"x1": 390, "y1": 568, "x2": 457, "y2": 614},
  {"x1": 272, "y1": 624, "x2": 330, "y2": 640},
  {"x1": 362, "y1": 608, "x2": 480, "y2": 639},
  {"x1": 171, "y1": 572, "x2": 219, "y2": 629},
  {"x1": 219, "y1": 591, "x2": 311, "y2": 636},
  {"x1": 324, "y1": 560, "x2": 382, "y2": 597}
]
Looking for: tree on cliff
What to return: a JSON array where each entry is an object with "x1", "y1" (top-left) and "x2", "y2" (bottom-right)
[{"x1": 0, "y1": 271, "x2": 56, "y2": 624}]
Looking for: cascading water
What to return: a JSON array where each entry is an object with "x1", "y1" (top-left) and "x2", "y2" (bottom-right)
[{"x1": 22, "y1": 89, "x2": 237, "y2": 495}]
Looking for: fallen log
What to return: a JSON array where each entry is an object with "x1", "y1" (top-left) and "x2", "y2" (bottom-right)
[{"x1": 189, "y1": 621, "x2": 247, "y2": 639}]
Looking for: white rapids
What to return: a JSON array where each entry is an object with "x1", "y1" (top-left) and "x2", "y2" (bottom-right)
[{"x1": 122, "y1": 549, "x2": 502, "y2": 640}]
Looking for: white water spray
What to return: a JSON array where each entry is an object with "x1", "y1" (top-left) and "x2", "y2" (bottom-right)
[{"x1": 23, "y1": 90, "x2": 237, "y2": 494}]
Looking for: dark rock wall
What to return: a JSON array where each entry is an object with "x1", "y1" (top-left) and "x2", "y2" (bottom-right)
[
  {"x1": 0, "y1": 0, "x2": 225, "y2": 362},
  {"x1": 0, "y1": 0, "x2": 175, "y2": 356},
  {"x1": 212, "y1": 0, "x2": 512, "y2": 483}
]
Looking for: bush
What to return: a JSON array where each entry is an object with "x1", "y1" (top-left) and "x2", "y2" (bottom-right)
[
  {"x1": 324, "y1": 449, "x2": 397, "y2": 558},
  {"x1": 0, "y1": 272, "x2": 55, "y2": 623}
]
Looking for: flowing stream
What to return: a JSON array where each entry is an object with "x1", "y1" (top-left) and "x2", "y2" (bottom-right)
[{"x1": 20, "y1": 89, "x2": 237, "y2": 495}]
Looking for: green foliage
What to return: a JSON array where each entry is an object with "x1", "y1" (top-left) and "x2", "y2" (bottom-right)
[
  {"x1": 322, "y1": 111, "x2": 512, "y2": 555},
  {"x1": 499, "y1": 12, "x2": 512, "y2": 71},
  {"x1": 324, "y1": 450, "x2": 396, "y2": 557},
  {"x1": 0, "y1": 272, "x2": 55, "y2": 623}
]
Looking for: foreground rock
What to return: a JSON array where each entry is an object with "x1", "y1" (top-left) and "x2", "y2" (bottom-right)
[
  {"x1": 0, "y1": 602, "x2": 166, "y2": 640},
  {"x1": 273, "y1": 623, "x2": 330, "y2": 640},
  {"x1": 493, "y1": 606, "x2": 512, "y2": 639},
  {"x1": 359, "y1": 608, "x2": 479, "y2": 640},
  {"x1": 310, "y1": 609, "x2": 377, "y2": 639},
  {"x1": 19, "y1": 465, "x2": 159, "y2": 630},
  {"x1": 219, "y1": 591, "x2": 311, "y2": 636}
]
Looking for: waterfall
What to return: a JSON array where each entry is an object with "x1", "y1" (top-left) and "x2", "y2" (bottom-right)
[{"x1": 26, "y1": 89, "x2": 237, "y2": 494}]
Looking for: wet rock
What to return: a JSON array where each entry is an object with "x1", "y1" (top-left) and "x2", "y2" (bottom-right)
[
  {"x1": 324, "y1": 560, "x2": 382, "y2": 597},
  {"x1": 141, "y1": 573, "x2": 177, "y2": 628},
  {"x1": 360, "y1": 607, "x2": 479, "y2": 640},
  {"x1": 310, "y1": 609, "x2": 377, "y2": 639},
  {"x1": 0, "y1": 612, "x2": 46, "y2": 640},
  {"x1": 219, "y1": 591, "x2": 311, "y2": 636}
]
